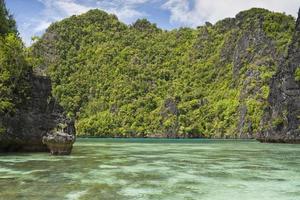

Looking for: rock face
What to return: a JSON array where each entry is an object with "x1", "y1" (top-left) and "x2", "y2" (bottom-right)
[
  {"x1": 42, "y1": 132, "x2": 75, "y2": 155},
  {"x1": 160, "y1": 98, "x2": 180, "y2": 138},
  {"x1": 258, "y1": 9, "x2": 300, "y2": 143},
  {"x1": 0, "y1": 74, "x2": 75, "y2": 152},
  {"x1": 233, "y1": 12, "x2": 278, "y2": 138}
]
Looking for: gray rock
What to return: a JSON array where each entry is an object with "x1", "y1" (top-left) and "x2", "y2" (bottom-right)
[
  {"x1": 42, "y1": 132, "x2": 75, "y2": 155},
  {"x1": 0, "y1": 74, "x2": 75, "y2": 152},
  {"x1": 259, "y1": 8, "x2": 300, "y2": 143},
  {"x1": 160, "y1": 98, "x2": 180, "y2": 138}
]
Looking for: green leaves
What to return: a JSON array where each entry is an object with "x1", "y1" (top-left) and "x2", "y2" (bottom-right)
[
  {"x1": 0, "y1": 33, "x2": 31, "y2": 115},
  {"x1": 295, "y1": 67, "x2": 300, "y2": 81},
  {"x1": 0, "y1": 0, "x2": 17, "y2": 35},
  {"x1": 263, "y1": 11, "x2": 295, "y2": 53},
  {"x1": 32, "y1": 8, "x2": 295, "y2": 138}
]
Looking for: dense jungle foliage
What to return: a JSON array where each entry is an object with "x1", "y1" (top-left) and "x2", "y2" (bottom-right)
[
  {"x1": 31, "y1": 8, "x2": 296, "y2": 138},
  {"x1": 0, "y1": 0, "x2": 31, "y2": 133}
]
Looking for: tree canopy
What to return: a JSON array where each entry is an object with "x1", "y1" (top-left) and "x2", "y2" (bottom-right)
[
  {"x1": 31, "y1": 8, "x2": 295, "y2": 138},
  {"x1": 0, "y1": 0, "x2": 30, "y2": 133},
  {"x1": 0, "y1": 0, "x2": 16, "y2": 35}
]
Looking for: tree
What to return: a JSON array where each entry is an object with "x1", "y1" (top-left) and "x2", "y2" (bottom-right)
[
  {"x1": 0, "y1": 0, "x2": 30, "y2": 115},
  {"x1": 0, "y1": 0, "x2": 17, "y2": 35},
  {"x1": 32, "y1": 8, "x2": 295, "y2": 137}
]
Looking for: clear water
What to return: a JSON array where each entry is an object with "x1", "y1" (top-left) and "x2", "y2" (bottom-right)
[{"x1": 0, "y1": 139, "x2": 300, "y2": 200}]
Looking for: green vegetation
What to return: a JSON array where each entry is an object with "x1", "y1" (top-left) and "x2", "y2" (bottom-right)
[
  {"x1": 295, "y1": 67, "x2": 300, "y2": 81},
  {"x1": 272, "y1": 117, "x2": 284, "y2": 129},
  {"x1": 263, "y1": 10, "x2": 295, "y2": 53},
  {"x1": 29, "y1": 8, "x2": 295, "y2": 138},
  {"x1": 0, "y1": 0, "x2": 31, "y2": 115},
  {"x1": 0, "y1": 0, "x2": 16, "y2": 35}
]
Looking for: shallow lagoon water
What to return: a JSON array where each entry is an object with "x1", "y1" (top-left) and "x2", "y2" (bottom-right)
[{"x1": 0, "y1": 138, "x2": 300, "y2": 200}]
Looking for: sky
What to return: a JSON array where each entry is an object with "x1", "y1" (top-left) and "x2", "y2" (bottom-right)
[{"x1": 5, "y1": 0, "x2": 300, "y2": 46}]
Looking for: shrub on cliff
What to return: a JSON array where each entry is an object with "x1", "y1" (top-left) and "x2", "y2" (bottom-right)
[
  {"x1": 31, "y1": 8, "x2": 295, "y2": 137},
  {"x1": 295, "y1": 67, "x2": 300, "y2": 81},
  {"x1": 0, "y1": 0, "x2": 31, "y2": 131}
]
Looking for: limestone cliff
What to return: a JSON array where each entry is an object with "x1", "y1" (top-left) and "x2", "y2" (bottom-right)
[
  {"x1": 0, "y1": 73, "x2": 75, "y2": 152},
  {"x1": 31, "y1": 8, "x2": 295, "y2": 138},
  {"x1": 259, "y1": 9, "x2": 300, "y2": 143}
]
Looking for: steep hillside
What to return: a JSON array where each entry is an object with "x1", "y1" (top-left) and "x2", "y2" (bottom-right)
[
  {"x1": 259, "y1": 9, "x2": 300, "y2": 143},
  {"x1": 0, "y1": 0, "x2": 31, "y2": 134},
  {"x1": 0, "y1": 0, "x2": 74, "y2": 152},
  {"x1": 32, "y1": 8, "x2": 296, "y2": 139}
]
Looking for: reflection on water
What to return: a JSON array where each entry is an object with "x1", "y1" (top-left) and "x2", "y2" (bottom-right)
[{"x1": 0, "y1": 139, "x2": 299, "y2": 200}]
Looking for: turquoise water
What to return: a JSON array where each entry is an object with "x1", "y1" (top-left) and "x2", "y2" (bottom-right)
[{"x1": 0, "y1": 139, "x2": 300, "y2": 200}]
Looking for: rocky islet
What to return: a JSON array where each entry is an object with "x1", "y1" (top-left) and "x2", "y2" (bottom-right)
[{"x1": 0, "y1": 5, "x2": 300, "y2": 153}]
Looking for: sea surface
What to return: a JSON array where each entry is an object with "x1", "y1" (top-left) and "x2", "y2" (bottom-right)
[{"x1": 0, "y1": 138, "x2": 299, "y2": 200}]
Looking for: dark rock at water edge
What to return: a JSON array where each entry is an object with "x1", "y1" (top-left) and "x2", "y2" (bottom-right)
[
  {"x1": 258, "y1": 8, "x2": 300, "y2": 143},
  {"x1": 0, "y1": 74, "x2": 75, "y2": 152},
  {"x1": 43, "y1": 132, "x2": 75, "y2": 155}
]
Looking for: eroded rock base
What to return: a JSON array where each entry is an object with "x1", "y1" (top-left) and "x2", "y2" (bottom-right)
[{"x1": 43, "y1": 132, "x2": 75, "y2": 155}]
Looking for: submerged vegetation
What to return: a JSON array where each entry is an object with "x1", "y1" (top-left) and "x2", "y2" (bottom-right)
[{"x1": 31, "y1": 8, "x2": 296, "y2": 138}]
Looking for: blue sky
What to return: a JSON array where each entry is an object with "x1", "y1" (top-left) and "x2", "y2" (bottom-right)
[{"x1": 5, "y1": 0, "x2": 300, "y2": 46}]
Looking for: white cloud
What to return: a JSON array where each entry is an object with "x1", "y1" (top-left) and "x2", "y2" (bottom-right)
[
  {"x1": 18, "y1": 0, "x2": 300, "y2": 45},
  {"x1": 162, "y1": 0, "x2": 299, "y2": 27},
  {"x1": 54, "y1": 0, "x2": 91, "y2": 15},
  {"x1": 22, "y1": 0, "x2": 152, "y2": 45},
  {"x1": 162, "y1": 0, "x2": 198, "y2": 27},
  {"x1": 33, "y1": 20, "x2": 52, "y2": 32},
  {"x1": 36, "y1": 0, "x2": 152, "y2": 24},
  {"x1": 94, "y1": 0, "x2": 150, "y2": 23}
]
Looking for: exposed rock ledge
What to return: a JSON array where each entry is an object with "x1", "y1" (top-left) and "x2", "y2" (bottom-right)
[
  {"x1": 0, "y1": 75, "x2": 75, "y2": 152},
  {"x1": 258, "y1": 8, "x2": 300, "y2": 143},
  {"x1": 43, "y1": 132, "x2": 75, "y2": 155}
]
